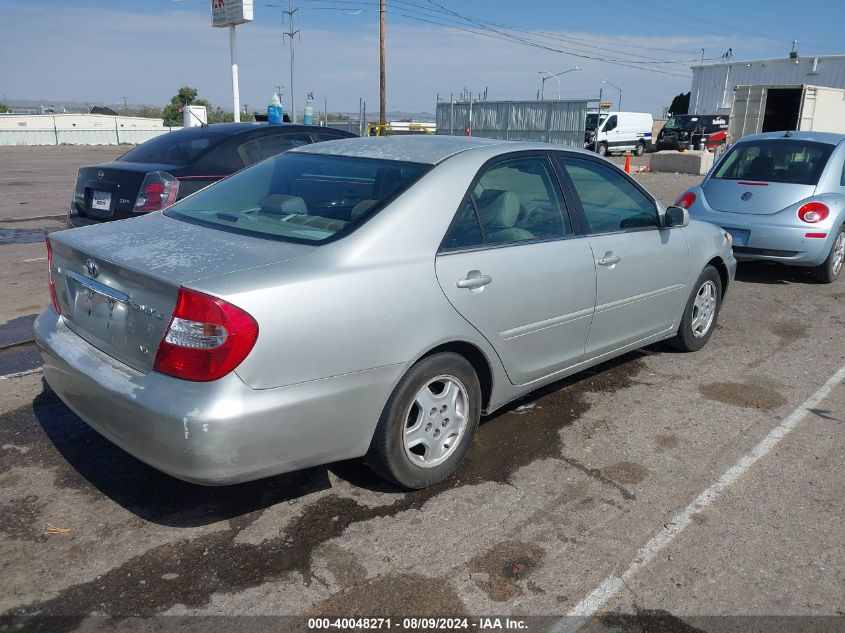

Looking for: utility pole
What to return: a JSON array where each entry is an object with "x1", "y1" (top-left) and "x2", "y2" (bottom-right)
[
  {"x1": 120, "y1": 96, "x2": 129, "y2": 115},
  {"x1": 379, "y1": 0, "x2": 387, "y2": 127},
  {"x1": 282, "y1": 0, "x2": 300, "y2": 122}
]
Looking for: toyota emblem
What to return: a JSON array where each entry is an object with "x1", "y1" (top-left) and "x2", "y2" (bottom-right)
[
  {"x1": 85, "y1": 259, "x2": 100, "y2": 278},
  {"x1": 741, "y1": 191, "x2": 753, "y2": 201},
  {"x1": 97, "y1": 170, "x2": 104, "y2": 180}
]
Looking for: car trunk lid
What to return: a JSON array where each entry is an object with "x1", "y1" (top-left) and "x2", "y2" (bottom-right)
[
  {"x1": 49, "y1": 212, "x2": 316, "y2": 373},
  {"x1": 72, "y1": 161, "x2": 181, "y2": 221},
  {"x1": 702, "y1": 179, "x2": 817, "y2": 215}
]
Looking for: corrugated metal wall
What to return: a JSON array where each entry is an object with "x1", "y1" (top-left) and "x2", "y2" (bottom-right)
[
  {"x1": 436, "y1": 100, "x2": 588, "y2": 147},
  {"x1": 689, "y1": 55, "x2": 845, "y2": 114}
]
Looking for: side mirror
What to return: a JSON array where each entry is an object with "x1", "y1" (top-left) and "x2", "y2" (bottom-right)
[{"x1": 664, "y1": 205, "x2": 690, "y2": 228}]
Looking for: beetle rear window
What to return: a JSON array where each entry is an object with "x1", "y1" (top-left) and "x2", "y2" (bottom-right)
[
  {"x1": 713, "y1": 139, "x2": 833, "y2": 185},
  {"x1": 164, "y1": 153, "x2": 429, "y2": 243}
]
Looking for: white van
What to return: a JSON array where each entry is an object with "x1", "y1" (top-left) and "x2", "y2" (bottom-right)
[{"x1": 585, "y1": 111, "x2": 654, "y2": 157}]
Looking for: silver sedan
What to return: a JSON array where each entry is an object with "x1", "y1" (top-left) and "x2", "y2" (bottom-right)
[
  {"x1": 35, "y1": 136, "x2": 736, "y2": 489},
  {"x1": 676, "y1": 131, "x2": 845, "y2": 283}
]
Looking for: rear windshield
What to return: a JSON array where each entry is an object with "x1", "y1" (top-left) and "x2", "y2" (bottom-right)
[
  {"x1": 119, "y1": 128, "x2": 231, "y2": 165},
  {"x1": 164, "y1": 153, "x2": 430, "y2": 243},
  {"x1": 712, "y1": 139, "x2": 833, "y2": 185}
]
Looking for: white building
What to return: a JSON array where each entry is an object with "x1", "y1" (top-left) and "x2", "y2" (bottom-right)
[{"x1": 689, "y1": 54, "x2": 845, "y2": 115}]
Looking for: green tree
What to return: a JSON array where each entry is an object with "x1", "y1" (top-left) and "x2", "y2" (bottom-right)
[
  {"x1": 0, "y1": 103, "x2": 10, "y2": 114},
  {"x1": 162, "y1": 86, "x2": 206, "y2": 126},
  {"x1": 136, "y1": 105, "x2": 164, "y2": 120},
  {"x1": 668, "y1": 92, "x2": 691, "y2": 116}
]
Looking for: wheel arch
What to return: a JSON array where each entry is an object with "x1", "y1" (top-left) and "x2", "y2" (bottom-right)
[
  {"x1": 707, "y1": 256, "x2": 730, "y2": 299},
  {"x1": 415, "y1": 340, "x2": 494, "y2": 412}
]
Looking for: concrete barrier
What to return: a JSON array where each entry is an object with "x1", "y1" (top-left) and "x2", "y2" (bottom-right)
[{"x1": 650, "y1": 150, "x2": 714, "y2": 175}]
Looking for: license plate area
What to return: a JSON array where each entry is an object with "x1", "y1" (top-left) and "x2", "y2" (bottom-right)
[
  {"x1": 89, "y1": 190, "x2": 113, "y2": 218},
  {"x1": 725, "y1": 227, "x2": 750, "y2": 247},
  {"x1": 65, "y1": 271, "x2": 129, "y2": 348}
]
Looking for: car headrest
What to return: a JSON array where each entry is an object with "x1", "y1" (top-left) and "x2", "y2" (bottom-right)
[
  {"x1": 260, "y1": 194, "x2": 307, "y2": 216},
  {"x1": 351, "y1": 199, "x2": 378, "y2": 221},
  {"x1": 480, "y1": 190, "x2": 520, "y2": 228}
]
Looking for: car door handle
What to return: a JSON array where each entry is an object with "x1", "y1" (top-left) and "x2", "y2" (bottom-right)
[
  {"x1": 597, "y1": 254, "x2": 622, "y2": 266},
  {"x1": 456, "y1": 272, "x2": 492, "y2": 289}
]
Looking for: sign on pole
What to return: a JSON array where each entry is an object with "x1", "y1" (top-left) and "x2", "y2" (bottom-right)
[
  {"x1": 212, "y1": 0, "x2": 254, "y2": 27},
  {"x1": 599, "y1": 102, "x2": 613, "y2": 110}
]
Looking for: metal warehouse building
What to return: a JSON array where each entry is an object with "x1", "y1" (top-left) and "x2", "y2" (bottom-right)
[{"x1": 689, "y1": 54, "x2": 845, "y2": 115}]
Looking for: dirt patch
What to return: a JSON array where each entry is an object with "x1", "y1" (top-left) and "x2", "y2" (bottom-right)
[
  {"x1": 600, "y1": 462, "x2": 648, "y2": 486},
  {"x1": 770, "y1": 322, "x2": 808, "y2": 347},
  {"x1": 468, "y1": 541, "x2": 545, "y2": 602},
  {"x1": 0, "y1": 495, "x2": 47, "y2": 541},
  {"x1": 305, "y1": 574, "x2": 466, "y2": 617},
  {"x1": 596, "y1": 608, "x2": 708, "y2": 632},
  {"x1": 699, "y1": 376, "x2": 787, "y2": 410},
  {"x1": 655, "y1": 434, "x2": 679, "y2": 450}
]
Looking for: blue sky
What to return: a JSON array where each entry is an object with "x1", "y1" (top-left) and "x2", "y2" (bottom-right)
[{"x1": 0, "y1": 0, "x2": 841, "y2": 116}]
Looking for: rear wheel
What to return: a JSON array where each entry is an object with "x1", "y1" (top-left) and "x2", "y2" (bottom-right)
[
  {"x1": 668, "y1": 265, "x2": 722, "y2": 352},
  {"x1": 366, "y1": 352, "x2": 481, "y2": 489},
  {"x1": 597, "y1": 143, "x2": 608, "y2": 157},
  {"x1": 809, "y1": 227, "x2": 844, "y2": 284},
  {"x1": 634, "y1": 141, "x2": 645, "y2": 157}
]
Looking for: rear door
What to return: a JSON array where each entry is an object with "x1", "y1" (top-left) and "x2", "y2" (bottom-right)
[
  {"x1": 556, "y1": 155, "x2": 689, "y2": 357},
  {"x1": 435, "y1": 153, "x2": 596, "y2": 386}
]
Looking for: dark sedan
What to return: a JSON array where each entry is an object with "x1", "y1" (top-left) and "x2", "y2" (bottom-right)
[{"x1": 67, "y1": 122, "x2": 355, "y2": 227}]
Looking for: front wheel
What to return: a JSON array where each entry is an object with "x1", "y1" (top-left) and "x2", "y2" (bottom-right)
[
  {"x1": 809, "y1": 227, "x2": 844, "y2": 283},
  {"x1": 366, "y1": 352, "x2": 481, "y2": 489},
  {"x1": 597, "y1": 143, "x2": 608, "y2": 157},
  {"x1": 634, "y1": 141, "x2": 645, "y2": 157},
  {"x1": 668, "y1": 265, "x2": 722, "y2": 352}
]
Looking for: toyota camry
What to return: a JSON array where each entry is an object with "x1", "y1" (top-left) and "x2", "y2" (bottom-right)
[{"x1": 36, "y1": 136, "x2": 736, "y2": 489}]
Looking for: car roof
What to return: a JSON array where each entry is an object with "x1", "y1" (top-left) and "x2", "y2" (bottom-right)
[
  {"x1": 165, "y1": 122, "x2": 343, "y2": 139},
  {"x1": 289, "y1": 135, "x2": 596, "y2": 165},
  {"x1": 739, "y1": 130, "x2": 845, "y2": 145}
]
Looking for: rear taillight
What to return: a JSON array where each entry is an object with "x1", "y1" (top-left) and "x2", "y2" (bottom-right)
[
  {"x1": 45, "y1": 237, "x2": 61, "y2": 315},
  {"x1": 134, "y1": 171, "x2": 179, "y2": 213},
  {"x1": 797, "y1": 201, "x2": 829, "y2": 224},
  {"x1": 675, "y1": 192, "x2": 696, "y2": 209},
  {"x1": 153, "y1": 287, "x2": 258, "y2": 382}
]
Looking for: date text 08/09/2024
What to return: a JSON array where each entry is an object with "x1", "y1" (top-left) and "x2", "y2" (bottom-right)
[{"x1": 307, "y1": 617, "x2": 529, "y2": 630}]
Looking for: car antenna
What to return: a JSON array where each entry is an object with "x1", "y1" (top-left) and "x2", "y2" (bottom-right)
[{"x1": 784, "y1": 130, "x2": 792, "y2": 137}]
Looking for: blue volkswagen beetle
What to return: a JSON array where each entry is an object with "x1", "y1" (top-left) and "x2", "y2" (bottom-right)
[{"x1": 675, "y1": 131, "x2": 845, "y2": 282}]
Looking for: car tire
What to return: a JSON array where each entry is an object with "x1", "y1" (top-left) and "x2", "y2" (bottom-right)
[
  {"x1": 634, "y1": 141, "x2": 645, "y2": 157},
  {"x1": 597, "y1": 143, "x2": 608, "y2": 157},
  {"x1": 668, "y1": 265, "x2": 722, "y2": 352},
  {"x1": 809, "y1": 227, "x2": 844, "y2": 284},
  {"x1": 366, "y1": 352, "x2": 481, "y2": 489}
]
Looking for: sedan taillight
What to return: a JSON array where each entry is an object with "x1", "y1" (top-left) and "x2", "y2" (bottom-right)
[
  {"x1": 154, "y1": 287, "x2": 258, "y2": 382},
  {"x1": 134, "y1": 171, "x2": 179, "y2": 213},
  {"x1": 797, "y1": 201, "x2": 829, "y2": 224},
  {"x1": 46, "y1": 237, "x2": 62, "y2": 315},
  {"x1": 675, "y1": 192, "x2": 696, "y2": 209}
]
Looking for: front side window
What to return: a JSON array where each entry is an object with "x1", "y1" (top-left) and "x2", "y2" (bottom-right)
[
  {"x1": 558, "y1": 157, "x2": 659, "y2": 233},
  {"x1": 713, "y1": 139, "x2": 834, "y2": 185},
  {"x1": 165, "y1": 153, "x2": 429, "y2": 243},
  {"x1": 603, "y1": 116, "x2": 617, "y2": 132},
  {"x1": 471, "y1": 156, "x2": 571, "y2": 244}
]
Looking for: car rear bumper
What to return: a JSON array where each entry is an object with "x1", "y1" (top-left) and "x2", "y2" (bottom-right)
[
  {"x1": 689, "y1": 207, "x2": 835, "y2": 267},
  {"x1": 35, "y1": 309, "x2": 405, "y2": 485},
  {"x1": 67, "y1": 213, "x2": 104, "y2": 228}
]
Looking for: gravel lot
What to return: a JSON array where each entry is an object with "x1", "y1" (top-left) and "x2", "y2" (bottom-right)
[{"x1": 0, "y1": 145, "x2": 842, "y2": 632}]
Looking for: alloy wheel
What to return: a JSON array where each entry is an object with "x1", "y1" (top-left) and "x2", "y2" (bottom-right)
[
  {"x1": 691, "y1": 280, "x2": 717, "y2": 338},
  {"x1": 403, "y1": 375, "x2": 469, "y2": 468}
]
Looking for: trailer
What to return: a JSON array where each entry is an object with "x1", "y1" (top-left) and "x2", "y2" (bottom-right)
[{"x1": 728, "y1": 84, "x2": 845, "y2": 142}]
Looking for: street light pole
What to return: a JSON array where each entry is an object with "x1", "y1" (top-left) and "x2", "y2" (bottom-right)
[
  {"x1": 379, "y1": 0, "x2": 387, "y2": 127},
  {"x1": 538, "y1": 66, "x2": 580, "y2": 100},
  {"x1": 603, "y1": 79, "x2": 622, "y2": 111}
]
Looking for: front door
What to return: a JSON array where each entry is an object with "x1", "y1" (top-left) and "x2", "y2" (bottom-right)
[
  {"x1": 436, "y1": 155, "x2": 596, "y2": 386},
  {"x1": 556, "y1": 156, "x2": 689, "y2": 357}
]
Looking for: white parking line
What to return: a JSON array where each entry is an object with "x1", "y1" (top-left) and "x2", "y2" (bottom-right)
[
  {"x1": 554, "y1": 364, "x2": 845, "y2": 632},
  {"x1": 23, "y1": 257, "x2": 47, "y2": 262},
  {"x1": 0, "y1": 367, "x2": 43, "y2": 380}
]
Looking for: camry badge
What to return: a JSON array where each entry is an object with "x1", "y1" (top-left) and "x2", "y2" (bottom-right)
[
  {"x1": 741, "y1": 191, "x2": 753, "y2": 201},
  {"x1": 97, "y1": 170, "x2": 104, "y2": 180},
  {"x1": 85, "y1": 259, "x2": 100, "y2": 278}
]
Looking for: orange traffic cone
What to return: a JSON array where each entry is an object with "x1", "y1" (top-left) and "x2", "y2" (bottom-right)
[{"x1": 624, "y1": 151, "x2": 632, "y2": 174}]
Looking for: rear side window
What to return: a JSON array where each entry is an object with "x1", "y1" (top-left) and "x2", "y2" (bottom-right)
[
  {"x1": 713, "y1": 140, "x2": 833, "y2": 185},
  {"x1": 119, "y1": 128, "x2": 230, "y2": 164},
  {"x1": 558, "y1": 157, "x2": 658, "y2": 233},
  {"x1": 165, "y1": 153, "x2": 429, "y2": 243},
  {"x1": 238, "y1": 133, "x2": 313, "y2": 166}
]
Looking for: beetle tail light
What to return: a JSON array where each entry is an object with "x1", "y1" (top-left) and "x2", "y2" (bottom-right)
[
  {"x1": 46, "y1": 237, "x2": 62, "y2": 315},
  {"x1": 153, "y1": 287, "x2": 258, "y2": 382},
  {"x1": 797, "y1": 201, "x2": 829, "y2": 224},
  {"x1": 675, "y1": 192, "x2": 696, "y2": 209},
  {"x1": 134, "y1": 171, "x2": 179, "y2": 213}
]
